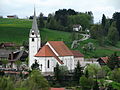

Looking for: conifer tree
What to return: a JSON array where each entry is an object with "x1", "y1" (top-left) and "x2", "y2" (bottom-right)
[{"x1": 73, "y1": 61, "x2": 83, "y2": 84}]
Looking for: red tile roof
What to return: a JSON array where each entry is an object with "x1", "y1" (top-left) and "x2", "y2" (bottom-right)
[
  {"x1": 35, "y1": 45, "x2": 56, "y2": 57},
  {"x1": 35, "y1": 45, "x2": 63, "y2": 64},
  {"x1": 100, "y1": 57, "x2": 109, "y2": 63},
  {"x1": 71, "y1": 50, "x2": 84, "y2": 57},
  {"x1": 99, "y1": 57, "x2": 120, "y2": 63},
  {"x1": 50, "y1": 88, "x2": 65, "y2": 90},
  {"x1": 48, "y1": 41, "x2": 73, "y2": 56}
]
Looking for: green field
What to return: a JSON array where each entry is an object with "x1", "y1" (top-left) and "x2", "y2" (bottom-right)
[
  {"x1": 0, "y1": 18, "x2": 120, "y2": 58},
  {"x1": 0, "y1": 18, "x2": 71, "y2": 44},
  {"x1": 76, "y1": 39, "x2": 120, "y2": 58}
]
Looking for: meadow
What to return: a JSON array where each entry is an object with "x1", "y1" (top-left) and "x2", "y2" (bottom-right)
[
  {"x1": 0, "y1": 18, "x2": 71, "y2": 44},
  {"x1": 0, "y1": 18, "x2": 120, "y2": 57}
]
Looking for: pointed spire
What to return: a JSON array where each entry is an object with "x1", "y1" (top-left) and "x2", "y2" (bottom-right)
[{"x1": 31, "y1": 6, "x2": 39, "y2": 35}]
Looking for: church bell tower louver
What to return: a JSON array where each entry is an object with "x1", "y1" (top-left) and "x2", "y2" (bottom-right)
[{"x1": 29, "y1": 8, "x2": 41, "y2": 68}]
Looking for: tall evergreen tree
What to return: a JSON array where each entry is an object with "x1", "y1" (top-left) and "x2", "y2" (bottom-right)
[
  {"x1": 73, "y1": 61, "x2": 83, "y2": 84},
  {"x1": 54, "y1": 63, "x2": 61, "y2": 83},
  {"x1": 102, "y1": 14, "x2": 106, "y2": 28},
  {"x1": 107, "y1": 22, "x2": 119, "y2": 45},
  {"x1": 113, "y1": 12, "x2": 120, "y2": 36},
  {"x1": 38, "y1": 13, "x2": 45, "y2": 29}
]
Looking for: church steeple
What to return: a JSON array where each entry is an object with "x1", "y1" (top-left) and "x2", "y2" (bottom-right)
[
  {"x1": 30, "y1": 7, "x2": 39, "y2": 37},
  {"x1": 29, "y1": 7, "x2": 41, "y2": 69}
]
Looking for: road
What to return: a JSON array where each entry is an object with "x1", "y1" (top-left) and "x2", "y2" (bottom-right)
[{"x1": 71, "y1": 34, "x2": 90, "y2": 49}]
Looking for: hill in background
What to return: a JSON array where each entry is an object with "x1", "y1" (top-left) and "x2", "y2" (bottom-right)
[{"x1": 0, "y1": 18, "x2": 120, "y2": 58}]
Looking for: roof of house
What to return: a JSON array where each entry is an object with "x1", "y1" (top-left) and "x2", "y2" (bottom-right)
[
  {"x1": 71, "y1": 50, "x2": 84, "y2": 57},
  {"x1": 98, "y1": 57, "x2": 120, "y2": 63},
  {"x1": 48, "y1": 41, "x2": 73, "y2": 56},
  {"x1": 50, "y1": 88, "x2": 65, "y2": 90},
  {"x1": 100, "y1": 57, "x2": 109, "y2": 63},
  {"x1": 0, "y1": 49, "x2": 13, "y2": 58},
  {"x1": 35, "y1": 45, "x2": 63, "y2": 64}
]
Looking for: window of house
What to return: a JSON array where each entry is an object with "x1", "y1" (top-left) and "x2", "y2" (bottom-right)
[
  {"x1": 32, "y1": 38, "x2": 34, "y2": 42},
  {"x1": 47, "y1": 60, "x2": 50, "y2": 68}
]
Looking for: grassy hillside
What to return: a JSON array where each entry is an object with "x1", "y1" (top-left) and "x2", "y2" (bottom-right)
[
  {"x1": 0, "y1": 18, "x2": 120, "y2": 58},
  {"x1": 75, "y1": 39, "x2": 120, "y2": 58},
  {"x1": 0, "y1": 18, "x2": 71, "y2": 44}
]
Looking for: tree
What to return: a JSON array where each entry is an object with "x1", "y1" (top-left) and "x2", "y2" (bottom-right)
[
  {"x1": 1, "y1": 59, "x2": 8, "y2": 68},
  {"x1": 15, "y1": 60, "x2": 22, "y2": 70},
  {"x1": 68, "y1": 13, "x2": 92, "y2": 30},
  {"x1": 107, "y1": 22, "x2": 119, "y2": 45},
  {"x1": 109, "y1": 68, "x2": 120, "y2": 83},
  {"x1": 84, "y1": 69, "x2": 89, "y2": 78},
  {"x1": 73, "y1": 61, "x2": 83, "y2": 84},
  {"x1": 0, "y1": 76, "x2": 14, "y2": 90},
  {"x1": 38, "y1": 13, "x2": 45, "y2": 29},
  {"x1": 31, "y1": 60, "x2": 39, "y2": 70},
  {"x1": 113, "y1": 12, "x2": 120, "y2": 36},
  {"x1": 54, "y1": 63, "x2": 61, "y2": 83},
  {"x1": 93, "y1": 80, "x2": 99, "y2": 90},
  {"x1": 107, "y1": 52, "x2": 120, "y2": 70},
  {"x1": 102, "y1": 14, "x2": 106, "y2": 28},
  {"x1": 24, "y1": 70, "x2": 50, "y2": 90},
  {"x1": 85, "y1": 64, "x2": 101, "y2": 79},
  {"x1": 80, "y1": 75, "x2": 94, "y2": 90}
]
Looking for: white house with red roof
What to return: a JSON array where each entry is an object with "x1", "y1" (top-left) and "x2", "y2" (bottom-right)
[{"x1": 29, "y1": 9, "x2": 84, "y2": 73}]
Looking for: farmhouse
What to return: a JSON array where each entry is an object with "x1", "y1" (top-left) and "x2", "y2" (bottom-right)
[
  {"x1": 0, "y1": 49, "x2": 28, "y2": 68},
  {"x1": 29, "y1": 9, "x2": 84, "y2": 73},
  {"x1": 73, "y1": 24, "x2": 82, "y2": 31},
  {"x1": 7, "y1": 15, "x2": 18, "y2": 19}
]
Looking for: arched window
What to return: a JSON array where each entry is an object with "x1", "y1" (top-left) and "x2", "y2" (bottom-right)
[
  {"x1": 47, "y1": 60, "x2": 50, "y2": 68},
  {"x1": 32, "y1": 38, "x2": 34, "y2": 42}
]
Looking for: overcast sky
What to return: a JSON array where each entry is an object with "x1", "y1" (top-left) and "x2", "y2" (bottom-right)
[{"x1": 0, "y1": 0, "x2": 120, "y2": 23}]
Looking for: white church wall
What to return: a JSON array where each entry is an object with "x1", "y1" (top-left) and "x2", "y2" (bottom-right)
[
  {"x1": 59, "y1": 56, "x2": 74, "y2": 71},
  {"x1": 35, "y1": 57, "x2": 61, "y2": 72},
  {"x1": 74, "y1": 57, "x2": 85, "y2": 67}
]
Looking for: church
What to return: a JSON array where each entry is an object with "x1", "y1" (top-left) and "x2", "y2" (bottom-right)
[{"x1": 29, "y1": 9, "x2": 84, "y2": 73}]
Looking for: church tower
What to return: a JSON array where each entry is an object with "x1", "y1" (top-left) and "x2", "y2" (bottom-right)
[{"x1": 29, "y1": 8, "x2": 41, "y2": 68}]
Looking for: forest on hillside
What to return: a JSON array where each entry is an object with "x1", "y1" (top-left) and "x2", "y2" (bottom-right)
[{"x1": 35, "y1": 9, "x2": 120, "y2": 46}]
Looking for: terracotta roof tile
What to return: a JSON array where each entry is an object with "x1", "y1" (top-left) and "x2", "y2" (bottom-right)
[
  {"x1": 48, "y1": 41, "x2": 73, "y2": 56},
  {"x1": 99, "y1": 57, "x2": 120, "y2": 63},
  {"x1": 101, "y1": 57, "x2": 109, "y2": 63},
  {"x1": 35, "y1": 45, "x2": 55, "y2": 57},
  {"x1": 71, "y1": 50, "x2": 84, "y2": 57},
  {"x1": 50, "y1": 88, "x2": 65, "y2": 90},
  {"x1": 35, "y1": 45, "x2": 63, "y2": 64}
]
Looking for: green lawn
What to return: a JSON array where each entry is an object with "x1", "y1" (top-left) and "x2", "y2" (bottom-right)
[
  {"x1": 75, "y1": 39, "x2": 120, "y2": 58},
  {"x1": 0, "y1": 18, "x2": 120, "y2": 57},
  {"x1": 0, "y1": 18, "x2": 71, "y2": 44}
]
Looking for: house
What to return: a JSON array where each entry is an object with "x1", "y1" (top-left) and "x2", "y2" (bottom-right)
[
  {"x1": 73, "y1": 24, "x2": 82, "y2": 31},
  {"x1": 29, "y1": 8, "x2": 84, "y2": 74},
  {"x1": 97, "y1": 57, "x2": 108, "y2": 66},
  {"x1": 71, "y1": 50, "x2": 84, "y2": 67},
  {"x1": 7, "y1": 15, "x2": 18, "y2": 19},
  {"x1": 0, "y1": 49, "x2": 28, "y2": 68},
  {"x1": 0, "y1": 42, "x2": 16, "y2": 48},
  {"x1": 0, "y1": 16, "x2": 3, "y2": 18}
]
